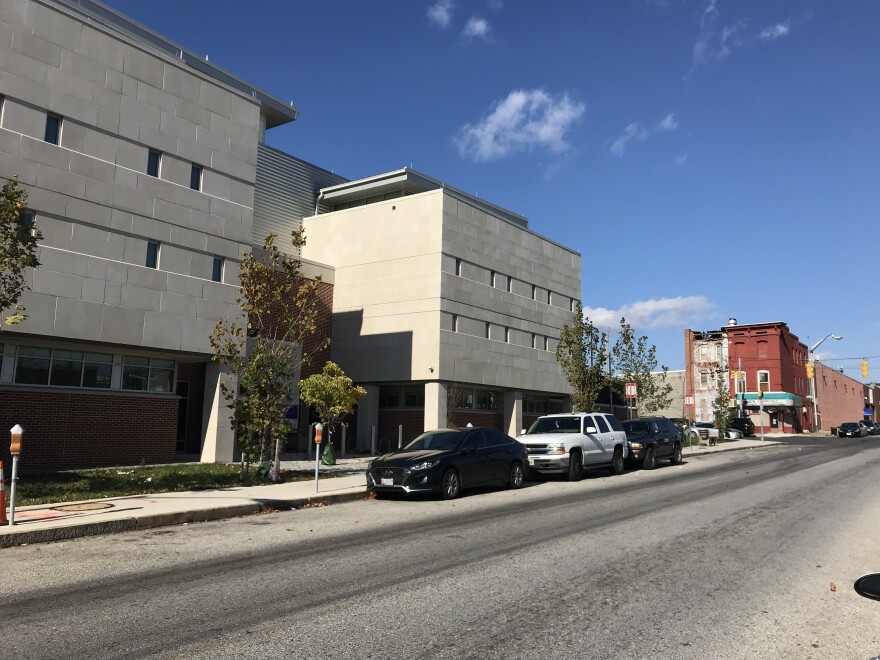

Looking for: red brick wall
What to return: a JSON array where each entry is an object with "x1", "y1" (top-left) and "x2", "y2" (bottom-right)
[
  {"x1": 0, "y1": 388, "x2": 178, "y2": 472},
  {"x1": 301, "y1": 280, "x2": 333, "y2": 378},
  {"x1": 814, "y1": 363, "x2": 865, "y2": 431},
  {"x1": 378, "y1": 410, "x2": 424, "y2": 451}
]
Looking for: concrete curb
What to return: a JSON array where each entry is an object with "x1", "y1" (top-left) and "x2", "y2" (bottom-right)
[
  {"x1": 0, "y1": 489, "x2": 369, "y2": 549},
  {"x1": 683, "y1": 441, "x2": 780, "y2": 458}
]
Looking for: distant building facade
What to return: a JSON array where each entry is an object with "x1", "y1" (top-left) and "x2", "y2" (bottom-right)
[{"x1": 685, "y1": 320, "x2": 812, "y2": 433}]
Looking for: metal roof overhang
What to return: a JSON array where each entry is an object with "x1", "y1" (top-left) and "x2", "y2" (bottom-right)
[{"x1": 738, "y1": 392, "x2": 803, "y2": 407}]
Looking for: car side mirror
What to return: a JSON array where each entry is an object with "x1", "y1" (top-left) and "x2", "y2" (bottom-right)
[
  {"x1": 585, "y1": 426, "x2": 598, "y2": 434},
  {"x1": 855, "y1": 573, "x2": 880, "y2": 601},
  {"x1": 520, "y1": 429, "x2": 527, "y2": 436}
]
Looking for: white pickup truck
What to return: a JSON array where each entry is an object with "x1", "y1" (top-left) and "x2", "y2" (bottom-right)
[{"x1": 518, "y1": 412, "x2": 628, "y2": 481}]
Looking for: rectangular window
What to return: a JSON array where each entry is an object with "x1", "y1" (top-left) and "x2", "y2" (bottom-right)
[
  {"x1": 378, "y1": 387, "x2": 401, "y2": 408},
  {"x1": 147, "y1": 150, "x2": 161, "y2": 177},
  {"x1": 15, "y1": 346, "x2": 51, "y2": 385},
  {"x1": 475, "y1": 390, "x2": 500, "y2": 411},
  {"x1": 485, "y1": 322, "x2": 491, "y2": 339},
  {"x1": 700, "y1": 372, "x2": 710, "y2": 389},
  {"x1": 212, "y1": 256, "x2": 224, "y2": 283},
  {"x1": 455, "y1": 258, "x2": 462, "y2": 276},
  {"x1": 758, "y1": 371, "x2": 770, "y2": 392},
  {"x1": 452, "y1": 314, "x2": 458, "y2": 332},
  {"x1": 506, "y1": 276, "x2": 512, "y2": 293},
  {"x1": 190, "y1": 164, "x2": 203, "y2": 191},
  {"x1": 504, "y1": 327, "x2": 510, "y2": 343},
  {"x1": 543, "y1": 336, "x2": 549, "y2": 351},
  {"x1": 404, "y1": 386, "x2": 425, "y2": 408},
  {"x1": 699, "y1": 345, "x2": 708, "y2": 361},
  {"x1": 531, "y1": 284, "x2": 537, "y2": 300},
  {"x1": 122, "y1": 356, "x2": 175, "y2": 393},
  {"x1": 146, "y1": 242, "x2": 159, "y2": 269},
  {"x1": 734, "y1": 373, "x2": 746, "y2": 394},
  {"x1": 532, "y1": 333, "x2": 538, "y2": 349},
  {"x1": 490, "y1": 271, "x2": 496, "y2": 287},
  {"x1": 44, "y1": 113, "x2": 61, "y2": 144},
  {"x1": 14, "y1": 347, "x2": 111, "y2": 388},
  {"x1": 17, "y1": 209, "x2": 35, "y2": 241}
]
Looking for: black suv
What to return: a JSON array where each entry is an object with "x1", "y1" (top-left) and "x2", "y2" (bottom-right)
[
  {"x1": 729, "y1": 418, "x2": 756, "y2": 437},
  {"x1": 621, "y1": 416, "x2": 683, "y2": 469}
]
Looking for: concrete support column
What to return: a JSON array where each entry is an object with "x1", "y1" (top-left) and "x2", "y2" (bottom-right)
[
  {"x1": 200, "y1": 363, "x2": 237, "y2": 463},
  {"x1": 357, "y1": 385, "x2": 380, "y2": 452},
  {"x1": 504, "y1": 390, "x2": 523, "y2": 438},
  {"x1": 424, "y1": 381, "x2": 447, "y2": 430}
]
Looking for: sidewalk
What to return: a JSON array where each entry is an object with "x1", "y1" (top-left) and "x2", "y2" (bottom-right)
[
  {"x1": 0, "y1": 456, "x2": 373, "y2": 549},
  {"x1": 1, "y1": 440, "x2": 781, "y2": 549}
]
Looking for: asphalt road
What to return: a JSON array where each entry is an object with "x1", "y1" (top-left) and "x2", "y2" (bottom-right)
[{"x1": 2, "y1": 437, "x2": 879, "y2": 659}]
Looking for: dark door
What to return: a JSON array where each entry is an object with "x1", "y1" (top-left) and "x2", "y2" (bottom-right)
[{"x1": 175, "y1": 381, "x2": 189, "y2": 453}]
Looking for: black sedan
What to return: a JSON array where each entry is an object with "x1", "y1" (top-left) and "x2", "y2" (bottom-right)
[
  {"x1": 838, "y1": 422, "x2": 867, "y2": 438},
  {"x1": 367, "y1": 427, "x2": 529, "y2": 500}
]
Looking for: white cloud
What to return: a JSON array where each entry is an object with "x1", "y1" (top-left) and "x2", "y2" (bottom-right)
[
  {"x1": 656, "y1": 113, "x2": 679, "y2": 132},
  {"x1": 455, "y1": 89, "x2": 585, "y2": 163},
  {"x1": 583, "y1": 296, "x2": 716, "y2": 330},
  {"x1": 675, "y1": 153, "x2": 689, "y2": 166},
  {"x1": 759, "y1": 21, "x2": 790, "y2": 41},
  {"x1": 487, "y1": 0, "x2": 503, "y2": 10},
  {"x1": 427, "y1": 0, "x2": 454, "y2": 28},
  {"x1": 691, "y1": 1, "x2": 793, "y2": 71},
  {"x1": 462, "y1": 16, "x2": 491, "y2": 39},
  {"x1": 609, "y1": 113, "x2": 678, "y2": 157},
  {"x1": 609, "y1": 122, "x2": 649, "y2": 157}
]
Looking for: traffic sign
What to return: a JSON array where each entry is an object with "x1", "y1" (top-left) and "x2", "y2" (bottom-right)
[
  {"x1": 625, "y1": 382, "x2": 637, "y2": 399},
  {"x1": 685, "y1": 394, "x2": 695, "y2": 406}
]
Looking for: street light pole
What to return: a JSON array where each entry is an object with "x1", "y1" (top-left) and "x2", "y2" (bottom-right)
[{"x1": 809, "y1": 334, "x2": 843, "y2": 433}]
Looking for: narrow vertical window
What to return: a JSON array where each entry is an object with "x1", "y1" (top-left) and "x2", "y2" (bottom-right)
[
  {"x1": 532, "y1": 333, "x2": 538, "y2": 349},
  {"x1": 543, "y1": 336, "x2": 549, "y2": 351},
  {"x1": 211, "y1": 256, "x2": 224, "y2": 283},
  {"x1": 44, "y1": 113, "x2": 62, "y2": 144},
  {"x1": 532, "y1": 284, "x2": 537, "y2": 300},
  {"x1": 146, "y1": 242, "x2": 160, "y2": 269},
  {"x1": 506, "y1": 276, "x2": 512, "y2": 293},
  {"x1": 17, "y1": 210, "x2": 35, "y2": 241},
  {"x1": 485, "y1": 322, "x2": 491, "y2": 339},
  {"x1": 147, "y1": 150, "x2": 161, "y2": 177},
  {"x1": 504, "y1": 327, "x2": 510, "y2": 343},
  {"x1": 190, "y1": 164, "x2": 203, "y2": 191},
  {"x1": 455, "y1": 258, "x2": 462, "y2": 276},
  {"x1": 0, "y1": 95, "x2": 5, "y2": 127},
  {"x1": 490, "y1": 270, "x2": 496, "y2": 287},
  {"x1": 452, "y1": 314, "x2": 458, "y2": 332}
]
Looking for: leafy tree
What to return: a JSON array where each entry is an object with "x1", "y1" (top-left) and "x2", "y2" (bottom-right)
[
  {"x1": 610, "y1": 317, "x2": 674, "y2": 415},
  {"x1": 555, "y1": 300, "x2": 609, "y2": 412},
  {"x1": 210, "y1": 229, "x2": 328, "y2": 476},
  {"x1": 299, "y1": 361, "x2": 366, "y2": 445},
  {"x1": 0, "y1": 178, "x2": 41, "y2": 328},
  {"x1": 712, "y1": 362, "x2": 735, "y2": 440}
]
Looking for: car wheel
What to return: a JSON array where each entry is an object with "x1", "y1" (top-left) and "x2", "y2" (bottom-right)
[
  {"x1": 670, "y1": 443, "x2": 683, "y2": 466},
  {"x1": 567, "y1": 450, "x2": 583, "y2": 482},
  {"x1": 642, "y1": 446, "x2": 656, "y2": 470},
  {"x1": 441, "y1": 469, "x2": 461, "y2": 500},
  {"x1": 508, "y1": 462, "x2": 524, "y2": 489},
  {"x1": 609, "y1": 447, "x2": 624, "y2": 475}
]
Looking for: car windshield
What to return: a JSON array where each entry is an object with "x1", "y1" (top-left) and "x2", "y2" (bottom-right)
[
  {"x1": 403, "y1": 430, "x2": 462, "y2": 451},
  {"x1": 840, "y1": 423, "x2": 858, "y2": 429},
  {"x1": 622, "y1": 421, "x2": 651, "y2": 434},
  {"x1": 527, "y1": 417, "x2": 581, "y2": 434},
  {"x1": 695, "y1": 422, "x2": 714, "y2": 428}
]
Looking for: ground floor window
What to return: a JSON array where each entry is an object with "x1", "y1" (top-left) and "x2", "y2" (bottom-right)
[
  {"x1": 378, "y1": 384, "x2": 425, "y2": 409},
  {"x1": 14, "y1": 346, "x2": 113, "y2": 389},
  {"x1": 122, "y1": 356, "x2": 176, "y2": 393}
]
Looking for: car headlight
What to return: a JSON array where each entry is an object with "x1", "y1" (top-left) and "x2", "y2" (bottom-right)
[
  {"x1": 629, "y1": 442, "x2": 644, "y2": 450},
  {"x1": 547, "y1": 443, "x2": 566, "y2": 455},
  {"x1": 409, "y1": 459, "x2": 441, "y2": 471}
]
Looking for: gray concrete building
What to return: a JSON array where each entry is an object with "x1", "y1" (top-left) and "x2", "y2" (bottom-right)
[{"x1": 0, "y1": 0, "x2": 581, "y2": 469}]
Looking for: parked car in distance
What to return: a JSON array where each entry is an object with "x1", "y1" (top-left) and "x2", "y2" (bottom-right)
[
  {"x1": 367, "y1": 427, "x2": 529, "y2": 500},
  {"x1": 838, "y1": 422, "x2": 867, "y2": 438},
  {"x1": 621, "y1": 416, "x2": 683, "y2": 469},
  {"x1": 518, "y1": 412, "x2": 628, "y2": 480},
  {"x1": 862, "y1": 421, "x2": 880, "y2": 435},
  {"x1": 729, "y1": 417, "x2": 756, "y2": 437},
  {"x1": 686, "y1": 422, "x2": 742, "y2": 445}
]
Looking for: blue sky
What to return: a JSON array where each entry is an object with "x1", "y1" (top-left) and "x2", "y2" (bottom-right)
[{"x1": 106, "y1": 0, "x2": 879, "y2": 381}]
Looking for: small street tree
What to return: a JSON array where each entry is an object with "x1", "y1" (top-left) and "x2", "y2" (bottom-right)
[
  {"x1": 0, "y1": 178, "x2": 41, "y2": 328},
  {"x1": 610, "y1": 317, "x2": 673, "y2": 415},
  {"x1": 555, "y1": 300, "x2": 608, "y2": 412},
  {"x1": 210, "y1": 229, "x2": 328, "y2": 476},
  {"x1": 712, "y1": 362, "x2": 735, "y2": 440},
  {"x1": 299, "y1": 361, "x2": 366, "y2": 447}
]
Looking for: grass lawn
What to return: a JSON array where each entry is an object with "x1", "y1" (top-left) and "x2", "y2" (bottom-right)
[{"x1": 13, "y1": 463, "x2": 322, "y2": 506}]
